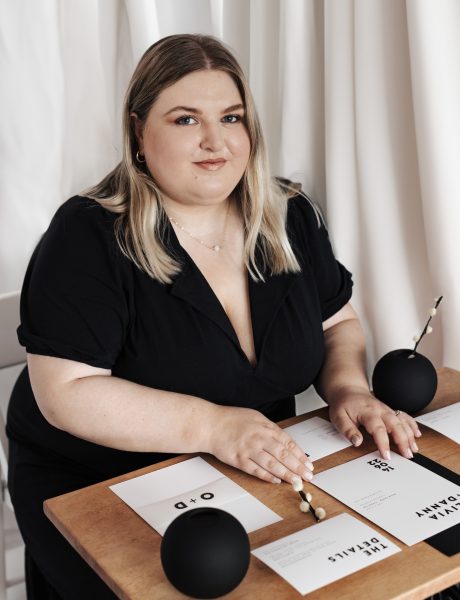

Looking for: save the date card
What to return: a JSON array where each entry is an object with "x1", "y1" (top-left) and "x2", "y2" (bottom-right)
[{"x1": 312, "y1": 451, "x2": 460, "y2": 545}]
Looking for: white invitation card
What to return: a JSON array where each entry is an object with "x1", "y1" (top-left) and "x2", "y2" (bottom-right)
[
  {"x1": 284, "y1": 416, "x2": 352, "y2": 460},
  {"x1": 416, "y1": 403, "x2": 460, "y2": 444},
  {"x1": 312, "y1": 451, "x2": 460, "y2": 545},
  {"x1": 252, "y1": 513, "x2": 400, "y2": 595},
  {"x1": 110, "y1": 456, "x2": 282, "y2": 535}
]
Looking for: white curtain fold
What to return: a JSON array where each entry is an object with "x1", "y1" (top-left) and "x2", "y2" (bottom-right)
[
  {"x1": 0, "y1": 0, "x2": 458, "y2": 370},
  {"x1": 323, "y1": 0, "x2": 438, "y2": 370},
  {"x1": 406, "y1": 0, "x2": 460, "y2": 369},
  {"x1": 279, "y1": 0, "x2": 326, "y2": 203}
]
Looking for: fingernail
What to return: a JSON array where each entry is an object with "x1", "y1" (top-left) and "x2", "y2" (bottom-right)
[
  {"x1": 415, "y1": 429, "x2": 422, "y2": 438},
  {"x1": 292, "y1": 475, "x2": 302, "y2": 485},
  {"x1": 351, "y1": 435, "x2": 361, "y2": 446},
  {"x1": 272, "y1": 477, "x2": 281, "y2": 484},
  {"x1": 303, "y1": 470, "x2": 313, "y2": 481},
  {"x1": 383, "y1": 450, "x2": 391, "y2": 461},
  {"x1": 304, "y1": 461, "x2": 314, "y2": 471},
  {"x1": 411, "y1": 442, "x2": 419, "y2": 453},
  {"x1": 404, "y1": 448, "x2": 414, "y2": 459}
]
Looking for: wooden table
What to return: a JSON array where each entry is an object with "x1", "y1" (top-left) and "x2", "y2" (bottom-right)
[{"x1": 44, "y1": 367, "x2": 460, "y2": 599}]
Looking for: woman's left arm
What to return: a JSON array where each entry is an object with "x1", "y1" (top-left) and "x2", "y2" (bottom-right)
[{"x1": 316, "y1": 302, "x2": 421, "y2": 460}]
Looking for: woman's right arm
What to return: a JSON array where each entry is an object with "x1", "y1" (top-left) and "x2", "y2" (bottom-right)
[{"x1": 29, "y1": 354, "x2": 313, "y2": 485}]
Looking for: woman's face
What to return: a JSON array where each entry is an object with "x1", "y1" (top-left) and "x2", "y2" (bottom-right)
[{"x1": 133, "y1": 69, "x2": 251, "y2": 208}]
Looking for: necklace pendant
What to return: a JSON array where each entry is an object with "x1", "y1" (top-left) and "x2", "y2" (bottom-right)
[{"x1": 213, "y1": 245, "x2": 221, "y2": 252}]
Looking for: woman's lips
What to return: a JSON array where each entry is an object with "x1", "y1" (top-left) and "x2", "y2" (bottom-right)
[{"x1": 194, "y1": 159, "x2": 227, "y2": 171}]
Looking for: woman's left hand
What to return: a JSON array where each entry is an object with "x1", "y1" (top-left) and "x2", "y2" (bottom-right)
[{"x1": 328, "y1": 387, "x2": 422, "y2": 460}]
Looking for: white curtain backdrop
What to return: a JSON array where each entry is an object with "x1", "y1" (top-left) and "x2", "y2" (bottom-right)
[{"x1": 1, "y1": 0, "x2": 459, "y2": 373}]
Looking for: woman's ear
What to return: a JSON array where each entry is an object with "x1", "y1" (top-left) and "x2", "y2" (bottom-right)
[{"x1": 131, "y1": 112, "x2": 144, "y2": 149}]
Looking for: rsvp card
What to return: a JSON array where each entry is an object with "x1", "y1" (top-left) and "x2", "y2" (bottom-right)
[
  {"x1": 284, "y1": 416, "x2": 352, "y2": 460},
  {"x1": 416, "y1": 403, "x2": 460, "y2": 444},
  {"x1": 110, "y1": 456, "x2": 282, "y2": 535},
  {"x1": 252, "y1": 513, "x2": 400, "y2": 595},
  {"x1": 312, "y1": 451, "x2": 460, "y2": 545}
]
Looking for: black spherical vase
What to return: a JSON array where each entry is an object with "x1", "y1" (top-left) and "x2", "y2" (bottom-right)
[
  {"x1": 372, "y1": 349, "x2": 437, "y2": 414},
  {"x1": 160, "y1": 507, "x2": 250, "y2": 599}
]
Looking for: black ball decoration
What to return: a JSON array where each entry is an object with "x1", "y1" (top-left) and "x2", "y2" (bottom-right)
[
  {"x1": 160, "y1": 507, "x2": 250, "y2": 599},
  {"x1": 372, "y1": 349, "x2": 437, "y2": 413},
  {"x1": 372, "y1": 296, "x2": 443, "y2": 415}
]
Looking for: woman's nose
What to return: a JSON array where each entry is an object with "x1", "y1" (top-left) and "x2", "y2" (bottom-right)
[{"x1": 200, "y1": 123, "x2": 225, "y2": 152}]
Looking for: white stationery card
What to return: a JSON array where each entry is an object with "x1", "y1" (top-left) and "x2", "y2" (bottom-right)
[
  {"x1": 312, "y1": 451, "x2": 460, "y2": 545},
  {"x1": 252, "y1": 513, "x2": 400, "y2": 596},
  {"x1": 284, "y1": 416, "x2": 352, "y2": 460},
  {"x1": 416, "y1": 403, "x2": 460, "y2": 444},
  {"x1": 110, "y1": 457, "x2": 282, "y2": 535}
]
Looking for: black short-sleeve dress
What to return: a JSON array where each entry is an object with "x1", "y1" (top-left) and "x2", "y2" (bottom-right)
[{"x1": 7, "y1": 192, "x2": 352, "y2": 599}]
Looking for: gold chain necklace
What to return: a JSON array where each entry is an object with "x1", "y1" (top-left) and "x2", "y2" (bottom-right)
[{"x1": 168, "y1": 202, "x2": 231, "y2": 253}]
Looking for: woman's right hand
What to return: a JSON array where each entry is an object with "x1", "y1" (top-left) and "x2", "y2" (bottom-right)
[{"x1": 206, "y1": 405, "x2": 314, "y2": 485}]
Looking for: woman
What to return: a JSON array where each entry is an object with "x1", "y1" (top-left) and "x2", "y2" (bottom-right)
[{"x1": 7, "y1": 34, "x2": 420, "y2": 599}]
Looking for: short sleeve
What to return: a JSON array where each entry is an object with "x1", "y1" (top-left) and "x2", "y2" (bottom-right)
[
  {"x1": 287, "y1": 193, "x2": 353, "y2": 321},
  {"x1": 17, "y1": 197, "x2": 131, "y2": 368}
]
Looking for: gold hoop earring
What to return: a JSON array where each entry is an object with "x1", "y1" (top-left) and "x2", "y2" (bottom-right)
[{"x1": 136, "y1": 151, "x2": 146, "y2": 163}]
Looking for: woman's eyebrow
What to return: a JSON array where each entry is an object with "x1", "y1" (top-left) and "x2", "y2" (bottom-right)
[
  {"x1": 222, "y1": 103, "x2": 244, "y2": 113},
  {"x1": 163, "y1": 103, "x2": 244, "y2": 116}
]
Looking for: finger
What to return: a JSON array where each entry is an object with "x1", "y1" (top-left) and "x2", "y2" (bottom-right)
[
  {"x1": 244, "y1": 458, "x2": 283, "y2": 484},
  {"x1": 402, "y1": 413, "x2": 422, "y2": 439},
  {"x1": 390, "y1": 412, "x2": 418, "y2": 455},
  {"x1": 360, "y1": 415, "x2": 391, "y2": 460},
  {"x1": 263, "y1": 420, "x2": 312, "y2": 465},
  {"x1": 329, "y1": 408, "x2": 363, "y2": 447},
  {"x1": 384, "y1": 415, "x2": 414, "y2": 459},
  {"x1": 399, "y1": 418, "x2": 419, "y2": 453},
  {"x1": 259, "y1": 445, "x2": 314, "y2": 484},
  {"x1": 278, "y1": 432, "x2": 315, "y2": 470}
]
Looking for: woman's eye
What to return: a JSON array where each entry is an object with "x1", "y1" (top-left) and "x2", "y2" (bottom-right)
[
  {"x1": 175, "y1": 115, "x2": 198, "y2": 126},
  {"x1": 222, "y1": 114, "x2": 242, "y2": 123}
]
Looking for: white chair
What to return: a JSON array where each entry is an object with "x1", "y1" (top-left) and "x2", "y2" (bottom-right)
[{"x1": 0, "y1": 291, "x2": 26, "y2": 599}]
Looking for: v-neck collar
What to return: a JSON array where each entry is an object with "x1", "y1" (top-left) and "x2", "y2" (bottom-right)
[{"x1": 166, "y1": 219, "x2": 301, "y2": 370}]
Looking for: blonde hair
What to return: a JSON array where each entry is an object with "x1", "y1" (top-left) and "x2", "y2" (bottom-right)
[{"x1": 84, "y1": 34, "x2": 301, "y2": 283}]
